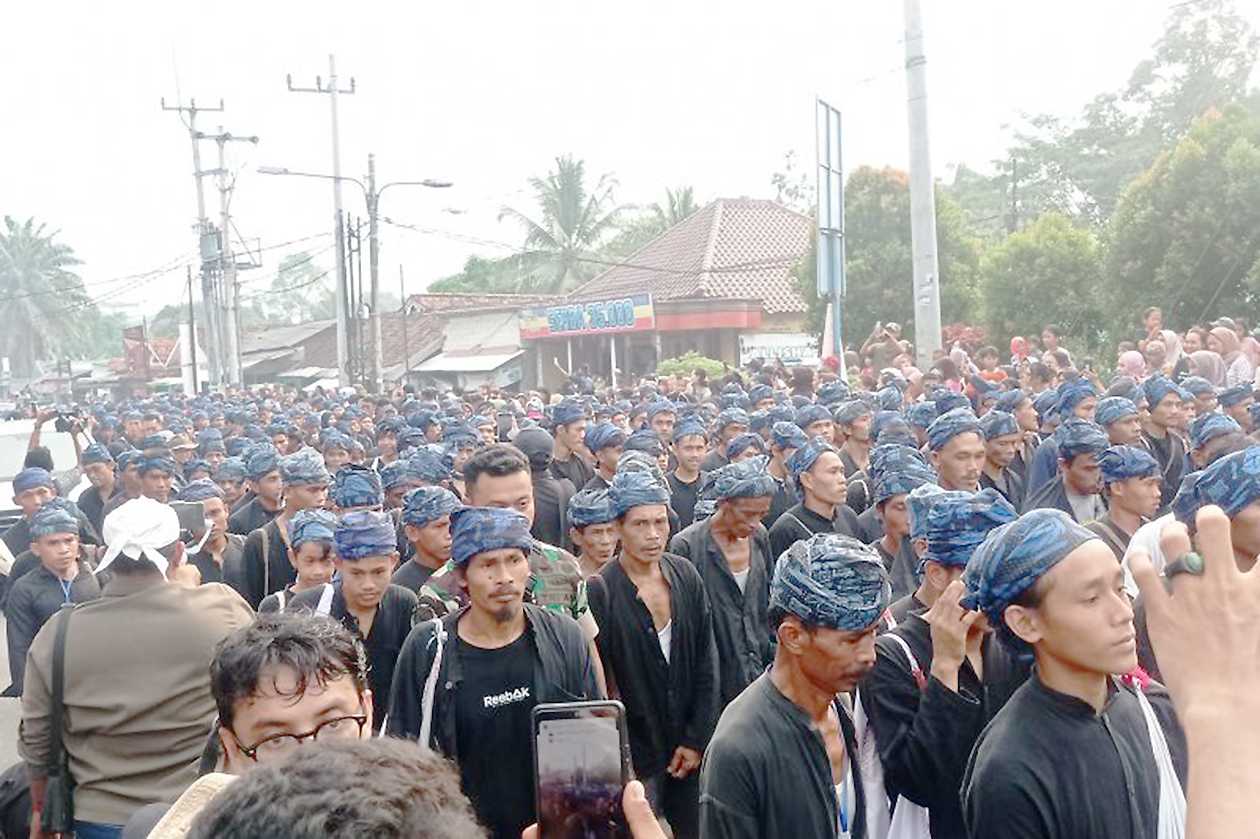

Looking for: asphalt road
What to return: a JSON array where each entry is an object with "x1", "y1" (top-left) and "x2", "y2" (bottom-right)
[{"x1": 0, "y1": 621, "x2": 20, "y2": 768}]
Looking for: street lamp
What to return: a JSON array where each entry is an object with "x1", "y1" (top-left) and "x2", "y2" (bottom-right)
[{"x1": 258, "y1": 158, "x2": 452, "y2": 391}]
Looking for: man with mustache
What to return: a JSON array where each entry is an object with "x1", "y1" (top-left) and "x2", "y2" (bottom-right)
[
  {"x1": 589, "y1": 469, "x2": 719, "y2": 839},
  {"x1": 698, "y1": 532, "x2": 890, "y2": 839},
  {"x1": 385, "y1": 505, "x2": 602, "y2": 839}
]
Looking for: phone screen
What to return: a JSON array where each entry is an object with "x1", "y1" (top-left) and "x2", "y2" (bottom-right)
[{"x1": 533, "y1": 701, "x2": 629, "y2": 839}]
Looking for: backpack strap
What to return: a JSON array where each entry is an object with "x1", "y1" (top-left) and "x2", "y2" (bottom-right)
[{"x1": 883, "y1": 632, "x2": 926, "y2": 692}]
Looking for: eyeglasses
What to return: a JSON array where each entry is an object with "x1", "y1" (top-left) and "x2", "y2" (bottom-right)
[{"x1": 234, "y1": 712, "x2": 369, "y2": 762}]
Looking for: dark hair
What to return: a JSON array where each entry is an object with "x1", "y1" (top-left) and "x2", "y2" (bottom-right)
[
  {"x1": 1028, "y1": 362, "x2": 1053, "y2": 384},
  {"x1": 24, "y1": 446, "x2": 53, "y2": 472},
  {"x1": 462, "y1": 444, "x2": 528, "y2": 489},
  {"x1": 1042, "y1": 325, "x2": 1060, "y2": 338},
  {"x1": 109, "y1": 540, "x2": 180, "y2": 576},
  {"x1": 210, "y1": 613, "x2": 368, "y2": 730},
  {"x1": 1052, "y1": 349, "x2": 1071, "y2": 368},
  {"x1": 977, "y1": 345, "x2": 998, "y2": 359},
  {"x1": 1143, "y1": 307, "x2": 1161, "y2": 320},
  {"x1": 768, "y1": 605, "x2": 815, "y2": 634},
  {"x1": 188, "y1": 738, "x2": 483, "y2": 839},
  {"x1": 1202, "y1": 432, "x2": 1251, "y2": 465},
  {"x1": 790, "y1": 367, "x2": 814, "y2": 390}
]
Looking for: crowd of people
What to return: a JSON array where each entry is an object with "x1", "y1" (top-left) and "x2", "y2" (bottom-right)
[{"x1": 0, "y1": 305, "x2": 1258, "y2": 838}]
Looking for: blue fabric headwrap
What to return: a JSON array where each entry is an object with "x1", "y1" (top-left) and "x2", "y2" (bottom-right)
[
  {"x1": 1097, "y1": 445, "x2": 1160, "y2": 486},
  {"x1": 725, "y1": 432, "x2": 766, "y2": 460},
  {"x1": 748, "y1": 384, "x2": 774, "y2": 404},
  {"x1": 874, "y1": 386, "x2": 903, "y2": 412},
  {"x1": 280, "y1": 448, "x2": 331, "y2": 486},
  {"x1": 870, "y1": 442, "x2": 930, "y2": 478},
  {"x1": 410, "y1": 446, "x2": 454, "y2": 483},
  {"x1": 770, "y1": 533, "x2": 891, "y2": 631},
  {"x1": 81, "y1": 443, "x2": 114, "y2": 466},
  {"x1": 1180, "y1": 376, "x2": 1215, "y2": 397},
  {"x1": 141, "y1": 456, "x2": 178, "y2": 477},
  {"x1": 552, "y1": 399, "x2": 585, "y2": 426},
  {"x1": 905, "y1": 401, "x2": 938, "y2": 430},
  {"x1": 672, "y1": 419, "x2": 707, "y2": 443},
  {"x1": 1141, "y1": 375, "x2": 1181, "y2": 410},
  {"x1": 716, "y1": 408, "x2": 751, "y2": 433},
  {"x1": 770, "y1": 421, "x2": 808, "y2": 451},
  {"x1": 907, "y1": 483, "x2": 944, "y2": 540},
  {"x1": 646, "y1": 400, "x2": 677, "y2": 421},
  {"x1": 1219, "y1": 384, "x2": 1253, "y2": 408},
  {"x1": 451, "y1": 506, "x2": 532, "y2": 566},
  {"x1": 719, "y1": 392, "x2": 751, "y2": 411},
  {"x1": 767, "y1": 404, "x2": 796, "y2": 426},
  {"x1": 29, "y1": 504, "x2": 79, "y2": 539},
  {"x1": 711, "y1": 456, "x2": 779, "y2": 499},
  {"x1": 749, "y1": 410, "x2": 772, "y2": 433},
  {"x1": 994, "y1": 389, "x2": 1026, "y2": 414},
  {"x1": 624, "y1": 429, "x2": 664, "y2": 458},
  {"x1": 14, "y1": 467, "x2": 55, "y2": 494},
  {"x1": 833, "y1": 400, "x2": 871, "y2": 426},
  {"x1": 225, "y1": 439, "x2": 249, "y2": 458},
  {"x1": 962, "y1": 509, "x2": 1100, "y2": 655},
  {"x1": 933, "y1": 392, "x2": 971, "y2": 416},
  {"x1": 1056, "y1": 378, "x2": 1098, "y2": 418},
  {"x1": 919, "y1": 488, "x2": 1018, "y2": 568},
  {"x1": 787, "y1": 436, "x2": 838, "y2": 491},
  {"x1": 322, "y1": 432, "x2": 352, "y2": 453},
  {"x1": 408, "y1": 409, "x2": 439, "y2": 431},
  {"x1": 1054, "y1": 418, "x2": 1109, "y2": 461},
  {"x1": 1175, "y1": 446, "x2": 1260, "y2": 523},
  {"x1": 376, "y1": 417, "x2": 405, "y2": 438},
  {"x1": 380, "y1": 459, "x2": 419, "y2": 491},
  {"x1": 245, "y1": 444, "x2": 280, "y2": 481},
  {"x1": 113, "y1": 450, "x2": 139, "y2": 473},
  {"x1": 334, "y1": 510, "x2": 398, "y2": 560},
  {"x1": 926, "y1": 408, "x2": 982, "y2": 452},
  {"x1": 177, "y1": 478, "x2": 223, "y2": 502},
  {"x1": 213, "y1": 458, "x2": 247, "y2": 483},
  {"x1": 1094, "y1": 397, "x2": 1139, "y2": 427},
  {"x1": 817, "y1": 380, "x2": 851, "y2": 406},
  {"x1": 332, "y1": 464, "x2": 384, "y2": 509},
  {"x1": 874, "y1": 462, "x2": 936, "y2": 504},
  {"x1": 870, "y1": 411, "x2": 906, "y2": 442},
  {"x1": 795, "y1": 404, "x2": 831, "y2": 429},
  {"x1": 568, "y1": 488, "x2": 616, "y2": 529},
  {"x1": 609, "y1": 469, "x2": 671, "y2": 517},
  {"x1": 1032, "y1": 390, "x2": 1059, "y2": 424},
  {"x1": 401, "y1": 485, "x2": 462, "y2": 527},
  {"x1": 290, "y1": 509, "x2": 336, "y2": 549},
  {"x1": 977, "y1": 410, "x2": 1019, "y2": 441},
  {"x1": 1189, "y1": 412, "x2": 1241, "y2": 451},
  {"x1": 584, "y1": 422, "x2": 627, "y2": 453},
  {"x1": 1249, "y1": 403, "x2": 1260, "y2": 428}
]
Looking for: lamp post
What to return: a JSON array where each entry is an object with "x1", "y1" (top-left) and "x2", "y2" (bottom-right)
[{"x1": 258, "y1": 160, "x2": 451, "y2": 391}]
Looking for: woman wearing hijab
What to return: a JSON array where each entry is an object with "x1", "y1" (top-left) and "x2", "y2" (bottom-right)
[
  {"x1": 1208, "y1": 326, "x2": 1244, "y2": 382},
  {"x1": 1189, "y1": 350, "x2": 1227, "y2": 387},
  {"x1": 1117, "y1": 350, "x2": 1147, "y2": 381}
]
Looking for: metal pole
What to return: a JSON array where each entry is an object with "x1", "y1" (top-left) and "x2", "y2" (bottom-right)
[
  {"x1": 610, "y1": 335, "x2": 618, "y2": 390},
  {"x1": 399, "y1": 265, "x2": 409, "y2": 386},
  {"x1": 328, "y1": 56, "x2": 350, "y2": 386},
  {"x1": 187, "y1": 265, "x2": 199, "y2": 393},
  {"x1": 567, "y1": 338, "x2": 573, "y2": 373},
  {"x1": 190, "y1": 110, "x2": 221, "y2": 386},
  {"x1": 215, "y1": 128, "x2": 241, "y2": 387},
  {"x1": 904, "y1": 0, "x2": 943, "y2": 368},
  {"x1": 368, "y1": 154, "x2": 383, "y2": 393}
]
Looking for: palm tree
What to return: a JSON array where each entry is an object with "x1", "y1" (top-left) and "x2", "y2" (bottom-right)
[
  {"x1": 0, "y1": 217, "x2": 88, "y2": 377},
  {"x1": 499, "y1": 155, "x2": 626, "y2": 293},
  {"x1": 651, "y1": 186, "x2": 699, "y2": 228}
]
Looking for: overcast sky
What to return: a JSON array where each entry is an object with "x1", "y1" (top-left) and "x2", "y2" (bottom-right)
[{"x1": 4, "y1": 0, "x2": 1255, "y2": 321}]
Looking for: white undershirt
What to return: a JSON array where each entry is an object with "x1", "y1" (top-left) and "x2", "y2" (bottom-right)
[
  {"x1": 732, "y1": 567, "x2": 750, "y2": 593},
  {"x1": 657, "y1": 620, "x2": 672, "y2": 664}
]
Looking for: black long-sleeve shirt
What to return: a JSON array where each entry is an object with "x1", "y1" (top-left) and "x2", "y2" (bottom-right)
[
  {"x1": 668, "y1": 471, "x2": 705, "y2": 530},
  {"x1": 226, "y1": 495, "x2": 278, "y2": 537},
  {"x1": 236, "y1": 520, "x2": 293, "y2": 609},
  {"x1": 288, "y1": 582, "x2": 417, "y2": 732},
  {"x1": 668, "y1": 519, "x2": 773, "y2": 707},
  {"x1": 859, "y1": 611, "x2": 1028, "y2": 838},
  {"x1": 760, "y1": 476, "x2": 796, "y2": 531},
  {"x1": 2, "y1": 506, "x2": 98, "y2": 558},
  {"x1": 699, "y1": 672, "x2": 867, "y2": 839},
  {"x1": 5, "y1": 561, "x2": 100, "y2": 694},
  {"x1": 767, "y1": 501, "x2": 860, "y2": 561},
  {"x1": 962, "y1": 673, "x2": 1187, "y2": 839},
  {"x1": 530, "y1": 470, "x2": 574, "y2": 553},
  {"x1": 588, "y1": 554, "x2": 719, "y2": 778}
]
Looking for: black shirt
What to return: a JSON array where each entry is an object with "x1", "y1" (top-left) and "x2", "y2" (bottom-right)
[
  {"x1": 531, "y1": 470, "x2": 574, "y2": 553},
  {"x1": 583, "y1": 473, "x2": 611, "y2": 492},
  {"x1": 454, "y1": 633, "x2": 537, "y2": 839},
  {"x1": 767, "y1": 501, "x2": 860, "y2": 561},
  {"x1": 550, "y1": 455, "x2": 593, "y2": 495},
  {"x1": 392, "y1": 558, "x2": 439, "y2": 594},
  {"x1": 77, "y1": 485, "x2": 113, "y2": 535},
  {"x1": 4, "y1": 561, "x2": 100, "y2": 694},
  {"x1": 761, "y1": 475, "x2": 796, "y2": 531},
  {"x1": 700, "y1": 449, "x2": 729, "y2": 474},
  {"x1": 227, "y1": 496, "x2": 279, "y2": 537},
  {"x1": 236, "y1": 520, "x2": 293, "y2": 609},
  {"x1": 667, "y1": 471, "x2": 705, "y2": 530},
  {"x1": 854, "y1": 505, "x2": 883, "y2": 543},
  {"x1": 962, "y1": 673, "x2": 1187, "y2": 839},
  {"x1": 2, "y1": 507, "x2": 99, "y2": 558},
  {"x1": 870, "y1": 538, "x2": 919, "y2": 602}
]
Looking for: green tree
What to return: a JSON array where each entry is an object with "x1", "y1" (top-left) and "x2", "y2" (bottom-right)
[
  {"x1": 651, "y1": 186, "x2": 699, "y2": 228},
  {"x1": 428, "y1": 254, "x2": 527, "y2": 293},
  {"x1": 0, "y1": 216, "x2": 95, "y2": 376},
  {"x1": 605, "y1": 185, "x2": 702, "y2": 258},
  {"x1": 979, "y1": 213, "x2": 1106, "y2": 349},
  {"x1": 246, "y1": 251, "x2": 338, "y2": 326},
  {"x1": 499, "y1": 155, "x2": 626, "y2": 292},
  {"x1": 1104, "y1": 104, "x2": 1260, "y2": 333}
]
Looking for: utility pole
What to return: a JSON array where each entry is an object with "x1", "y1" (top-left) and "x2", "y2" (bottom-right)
[
  {"x1": 400, "y1": 265, "x2": 409, "y2": 388},
  {"x1": 161, "y1": 97, "x2": 225, "y2": 386},
  {"x1": 367, "y1": 153, "x2": 384, "y2": 392},
  {"x1": 904, "y1": 0, "x2": 943, "y2": 368},
  {"x1": 187, "y1": 265, "x2": 199, "y2": 394},
  {"x1": 203, "y1": 126, "x2": 260, "y2": 388},
  {"x1": 287, "y1": 55, "x2": 355, "y2": 387}
]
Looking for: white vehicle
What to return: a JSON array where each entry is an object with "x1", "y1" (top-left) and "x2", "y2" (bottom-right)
[{"x1": 0, "y1": 419, "x2": 89, "y2": 509}]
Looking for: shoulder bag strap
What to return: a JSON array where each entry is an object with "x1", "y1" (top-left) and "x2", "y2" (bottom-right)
[
  {"x1": 418, "y1": 617, "x2": 448, "y2": 748},
  {"x1": 884, "y1": 632, "x2": 926, "y2": 692},
  {"x1": 49, "y1": 604, "x2": 75, "y2": 779}
]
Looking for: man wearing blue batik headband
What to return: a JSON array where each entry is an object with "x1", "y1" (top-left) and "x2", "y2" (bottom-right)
[
  {"x1": 1025, "y1": 377, "x2": 1099, "y2": 495},
  {"x1": 700, "y1": 532, "x2": 887, "y2": 839},
  {"x1": 288, "y1": 510, "x2": 416, "y2": 735},
  {"x1": 961, "y1": 508, "x2": 1185, "y2": 839},
  {"x1": 926, "y1": 408, "x2": 986, "y2": 493},
  {"x1": 567, "y1": 487, "x2": 619, "y2": 577},
  {"x1": 549, "y1": 398, "x2": 594, "y2": 491},
  {"x1": 669, "y1": 419, "x2": 709, "y2": 531},
  {"x1": 76, "y1": 443, "x2": 116, "y2": 536},
  {"x1": 833, "y1": 400, "x2": 873, "y2": 479},
  {"x1": 1025, "y1": 418, "x2": 1109, "y2": 523},
  {"x1": 583, "y1": 421, "x2": 627, "y2": 490},
  {"x1": 393, "y1": 486, "x2": 461, "y2": 594},
  {"x1": 977, "y1": 409, "x2": 1026, "y2": 510},
  {"x1": 1187, "y1": 411, "x2": 1244, "y2": 469},
  {"x1": 647, "y1": 399, "x2": 678, "y2": 444},
  {"x1": 860, "y1": 486, "x2": 1026, "y2": 839},
  {"x1": 703, "y1": 408, "x2": 751, "y2": 473},
  {"x1": 761, "y1": 421, "x2": 807, "y2": 529},
  {"x1": 870, "y1": 459, "x2": 937, "y2": 611},
  {"x1": 1139, "y1": 374, "x2": 1190, "y2": 512},
  {"x1": 1085, "y1": 446, "x2": 1163, "y2": 561},
  {"x1": 257, "y1": 508, "x2": 336, "y2": 614},
  {"x1": 175, "y1": 478, "x2": 246, "y2": 590},
  {"x1": 669, "y1": 458, "x2": 777, "y2": 707},
  {"x1": 386, "y1": 504, "x2": 602, "y2": 839},
  {"x1": 769, "y1": 436, "x2": 862, "y2": 560},
  {"x1": 588, "y1": 468, "x2": 719, "y2": 837},
  {"x1": 227, "y1": 442, "x2": 283, "y2": 537}
]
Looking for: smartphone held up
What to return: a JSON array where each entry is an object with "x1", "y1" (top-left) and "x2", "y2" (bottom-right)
[{"x1": 533, "y1": 700, "x2": 632, "y2": 839}]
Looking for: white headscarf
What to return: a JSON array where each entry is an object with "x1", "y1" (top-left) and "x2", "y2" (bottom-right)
[{"x1": 98, "y1": 497, "x2": 181, "y2": 575}]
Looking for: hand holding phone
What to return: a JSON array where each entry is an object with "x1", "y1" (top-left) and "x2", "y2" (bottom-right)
[{"x1": 533, "y1": 700, "x2": 632, "y2": 838}]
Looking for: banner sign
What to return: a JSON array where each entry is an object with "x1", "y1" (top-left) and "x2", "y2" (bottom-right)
[
  {"x1": 520, "y1": 294, "x2": 654, "y2": 339},
  {"x1": 738, "y1": 332, "x2": 821, "y2": 367}
]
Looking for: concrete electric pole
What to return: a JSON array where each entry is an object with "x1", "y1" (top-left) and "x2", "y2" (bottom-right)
[
  {"x1": 203, "y1": 127, "x2": 259, "y2": 388},
  {"x1": 287, "y1": 55, "x2": 355, "y2": 387},
  {"x1": 904, "y1": 0, "x2": 943, "y2": 368}
]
